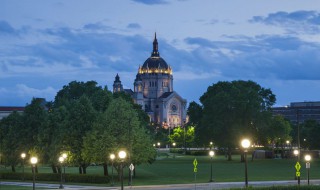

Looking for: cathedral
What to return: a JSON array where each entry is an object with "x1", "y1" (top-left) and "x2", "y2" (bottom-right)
[{"x1": 113, "y1": 33, "x2": 187, "y2": 128}]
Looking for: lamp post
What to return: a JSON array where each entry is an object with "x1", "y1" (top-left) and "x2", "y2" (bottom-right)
[
  {"x1": 210, "y1": 142, "x2": 213, "y2": 150},
  {"x1": 293, "y1": 149, "x2": 300, "y2": 184},
  {"x1": 241, "y1": 139, "x2": 250, "y2": 188},
  {"x1": 62, "y1": 153, "x2": 67, "y2": 183},
  {"x1": 110, "y1": 153, "x2": 115, "y2": 186},
  {"x1": 58, "y1": 156, "x2": 64, "y2": 189},
  {"x1": 30, "y1": 157, "x2": 38, "y2": 190},
  {"x1": 305, "y1": 154, "x2": 311, "y2": 185},
  {"x1": 21, "y1": 153, "x2": 26, "y2": 181},
  {"x1": 172, "y1": 142, "x2": 176, "y2": 158},
  {"x1": 118, "y1": 150, "x2": 127, "y2": 190},
  {"x1": 157, "y1": 142, "x2": 160, "y2": 157},
  {"x1": 209, "y1": 150, "x2": 214, "y2": 182}
]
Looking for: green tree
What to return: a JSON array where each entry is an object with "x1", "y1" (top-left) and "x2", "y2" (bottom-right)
[
  {"x1": 62, "y1": 96, "x2": 97, "y2": 174},
  {"x1": 54, "y1": 80, "x2": 112, "y2": 112},
  {"x1": 262, "y1": 115, "x2": 292, "y2": 157},
  {"x1": 198, "y1": 80, "x2": 276, "y2": 160},
  {"x1": 0, "y1": 111, "x2": 23, "y2": 172},
  {"x1": 45, "y1": 105, "x2": 69, "y2": 173},
  {"x1": 187, "y1": 101, "x2": 202, "y2": 126},
  {"x1": 23, "y1": 98, "x2": 49, "y2": 166},
  {"x1": 168, "y1": 125, "x2": 195, "y2": 149},
  {"x1": 82, "y1": 98, "x2": 156, "y2": 177},
  {"x1": 51, "y1": 80, "x2": 112, "y2": 174},
  {"x1": 300, "y1": 120, "x2": 320, "y2": 150}
]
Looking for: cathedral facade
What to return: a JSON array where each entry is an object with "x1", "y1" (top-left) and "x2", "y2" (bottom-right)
[{"x1": 113, "y1": 33, "x2": 187, "y2": 128}]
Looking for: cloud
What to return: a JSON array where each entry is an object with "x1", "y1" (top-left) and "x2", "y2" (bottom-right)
[
  {"x1": 2, "y1": 18, "x2": 320, "y2": 106},
  {"x1": 131, "y1": 0, "x2": 168, "y2": 5},
  {"x1": 16, "y1": 84, "x2": 56, "y2": 99},
  {"x1": 0, "y1": 20, "x2": 15, "y2": 33},
  {"x1": 181, "y1": 34, "x2": 320, "y2": 81},
  {"x1": 127, "y1": 23, "x2": 141, "y2": 29},
  {"x1": 250, "y1": 11, "x2": 320, "y2": 34}
]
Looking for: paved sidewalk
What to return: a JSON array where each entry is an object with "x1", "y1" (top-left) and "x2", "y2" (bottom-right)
[{"x1": 1, "y1": 180, "x2": 320, "y2": 190}]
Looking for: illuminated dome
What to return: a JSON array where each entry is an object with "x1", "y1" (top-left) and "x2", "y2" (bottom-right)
[{"x1": 139, "y1": 33, "x2": 172, "y2": 74}]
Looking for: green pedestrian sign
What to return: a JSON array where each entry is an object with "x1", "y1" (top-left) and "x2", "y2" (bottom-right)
[
  {"x1": 193, "y1": 158, "x2": 198, "y2": 167},
  {"x1": 193, "y1": 158, "x2": 198, "y2": 173},
  {"x1": 295, "y1": 162, "x2": 301, "y2": 171}
]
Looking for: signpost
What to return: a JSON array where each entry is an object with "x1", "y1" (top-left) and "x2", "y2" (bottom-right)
[
  {"x1": 193, "y1": 158, "x2": 198, "y2": 190},
  {"x1": 129, "y1": 163, "x2": 134, "y2": 186},
  {"x1": 295, "y1": 161, "x2": 301, "y2": 185}
]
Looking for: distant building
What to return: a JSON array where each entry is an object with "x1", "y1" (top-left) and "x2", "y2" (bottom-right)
[
  {"x1": 113, "y1": 33, "x2": 187, "y2": 127},
  {"x1": 272, "y1": 101, "x2": 320, "y2": 124},
  {"x1": 0, "y1": 107, "x2": 25, "y2": 120},
  {"x1": 0, "y1": 98, "x2": 47, "y2": 120}
]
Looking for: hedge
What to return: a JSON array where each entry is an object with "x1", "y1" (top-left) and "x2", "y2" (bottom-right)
[{"x1": 0, "y1": 172, "x2": 110, "y2": 184}]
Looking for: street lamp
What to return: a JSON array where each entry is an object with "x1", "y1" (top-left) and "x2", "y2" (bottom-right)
[
  {"x1": 293, "y1": 149, "x2": 300, "y2": 184},
  {"x1": 305, "y1": 154, "x2": 311, "y2": 185},
  {"x1": 118, "y1": 150, "x2": 127, "y2": 190},
  {"x1": 172, "y1": 142, "x2": 176, "y2": 158},
  {"x1": 157, "y1": 142, "x2": 161, "y2": 157},
  {"x1": 241, "y1": 139, "x2": 250, "y2": 188},
  {"x1": 110, "y1": 153, "x2": 115, "y2": 186},
  {"x1": 210, "y1": 142, "x2": 213, "y2": 150},
  {"x1": 21, "y1": 153, "x2": 26, "y2": 181},
  {"x1": 286, "y1": 140, "x2": 290, "y2": 150},
  {"x1": 58, "y1": 156, "x2": 64, "y2": 189},
  {"x1": 30, "y1": 157, "x2": 38, "y2": 190},
  {"x1": 62, "y1": 153, "x2": 67, "y2": 183},
  {"x1": 209, "y1": 150, "x2": 214, "y2": 182}
]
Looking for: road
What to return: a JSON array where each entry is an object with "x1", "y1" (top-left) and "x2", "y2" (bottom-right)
[{"x1": 1, "y1": 180, "x2": 319, "y2": 190}]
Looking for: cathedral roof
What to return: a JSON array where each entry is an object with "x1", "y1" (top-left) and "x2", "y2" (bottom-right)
[{"x1": 139, "y1": 33, "x2": 172, "y2": 74}]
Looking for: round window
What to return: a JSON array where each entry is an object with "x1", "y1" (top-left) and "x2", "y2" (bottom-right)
[{"x1": 171, "y1": 104, "x2": 177, "y2": 112}]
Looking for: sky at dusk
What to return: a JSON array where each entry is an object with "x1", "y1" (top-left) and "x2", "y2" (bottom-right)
[{"x1": 1, "y1": 0, "x2": 320, "y2": 107}]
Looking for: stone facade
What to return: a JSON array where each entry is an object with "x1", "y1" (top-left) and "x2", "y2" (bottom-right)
[{"x1": 113, "y1": 33, "x2": 187, "y2": 127}]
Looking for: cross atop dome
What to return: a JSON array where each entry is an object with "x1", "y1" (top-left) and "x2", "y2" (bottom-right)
[{"x1": 151, "y1": 32, "x2": 159, "y2": 57}]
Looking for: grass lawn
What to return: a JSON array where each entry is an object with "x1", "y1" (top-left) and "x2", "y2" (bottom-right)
[
  {"x1": 1, "y1": 152, "x2": 319, "y2": 186},
  {"x1": 0, "y1": 185, "x2": 49, "y2": 190}
]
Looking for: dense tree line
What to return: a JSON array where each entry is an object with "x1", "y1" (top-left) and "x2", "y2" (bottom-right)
[
  {"x1": 0, "y1": 81, "x2": 156, "y2": 176},
  {"x1": 187, "y1": 80, "x2": 320, "y2": 160},
  {"x1": 1, "y1": 79, "x2": 319, "y2": 173}
]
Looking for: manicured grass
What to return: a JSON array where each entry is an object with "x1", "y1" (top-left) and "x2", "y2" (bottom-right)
[
  {"x1": 0, "y1": 185, "x2": 48, "y2": 190},
  {"x1": 1, "y1": 152, "x2": 319, "y2": 186}
]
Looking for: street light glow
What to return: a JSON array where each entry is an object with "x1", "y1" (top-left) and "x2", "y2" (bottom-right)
[
  {"x1": 293, "y1": 149, "x2": 299, "y2": 156},
  {"x1": 110, "y1": 153, "x2": 115, "y2": 160},
  {"x1": 58, "y1": 156, "x2": 64, "y2": 163},
  {"x1": 21, "y1": 153, "x2": 26, "y2": 159},
  {"x1": 62, "y1": 153, "x2": 67, "y2": 159},
  {"x1": 209, "y1": 150, "x2": 214, "y2": 157},
  {"x1": 241, "y1": 139, "x2": 251, "y2": 149},
  {"x1": 305, "y1": 154, "x2": 311, "y2": 162},
  {"x1": 30, "y1": 157, "x2": 38, "y2": 164},
  {"x1": 118, "y1": 151, "x2": 127, "y2": 159}
]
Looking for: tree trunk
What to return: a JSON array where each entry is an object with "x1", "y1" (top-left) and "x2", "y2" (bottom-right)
[
  {"x1": 51, "y1": 164, "x2": 58, "y2": 173},
  {"x1": 133, "y1": 168, "x2": 136, "y2": 178},
  {"x1": 81, "y1": 164, "x2": 87, "y2": 174},
  {"x1": 227, "y1": 148, "x2": 233, "y2": 161},
  {"x1": 103, "y1": 163, "x2": 108, "y2": 176},
  {"x1": 11, "y1": 165, "x2": 15, "y2": 172},
  {"x1": 57, "y1": 166, "x2": 62, "y2": 174}
]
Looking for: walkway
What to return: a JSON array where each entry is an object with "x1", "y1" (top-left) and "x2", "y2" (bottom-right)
[{"x1": 1, "y1": 180, "x2": 319, "y2": 190}]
